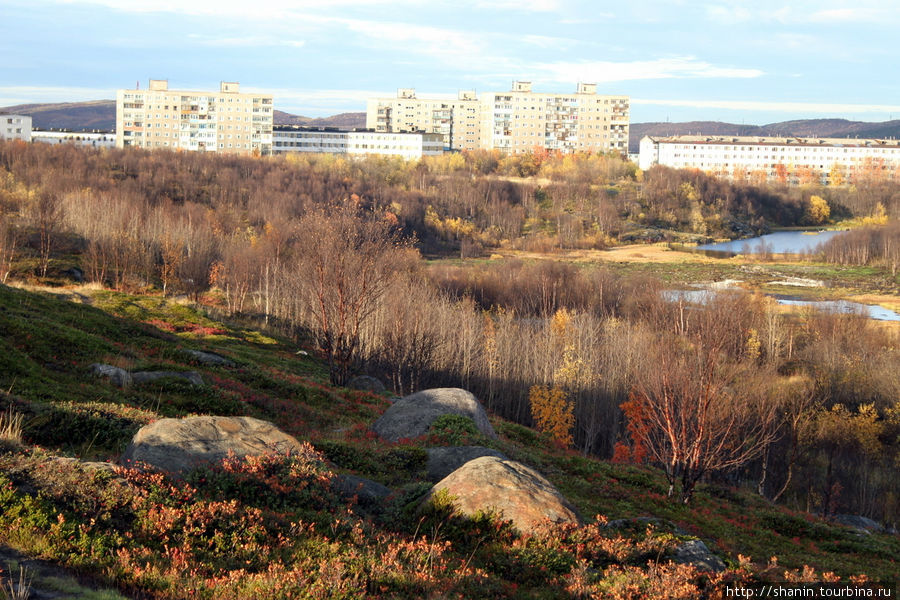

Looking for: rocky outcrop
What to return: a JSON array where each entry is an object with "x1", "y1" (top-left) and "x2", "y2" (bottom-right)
[
  {"x1": 347, "y1": 375, "x2": 386, "y2": 394},
  {"x1": 89, "y1": 363, "x2": 132, "y2": 388},
  {"x1": 672, "y1": 540, "x2": 726, "y2": 572},
  {"x1": 424, "y1": 456, "x2": 581, "y2": 534},
  {"x1": 332, "y1": 474, "x2": 392, "y2": 507},
  {"x1": 132, "y1": 370, "x2": 204, "y2": 386},
  {"x1": 372, "y1": 388, "x2": 497, "y2": 443},
  {"x1": 183, "y1": 350, "x2": 235, "y2": 367},
  {"x1": 425, "y1": 446, "x2": 507, "y2": 482},
  {"x1": 121, "y1": 416, "x2": 305, "y2": 474},
  {"x1": 832, "y1": 514, "x2": 885, "y2": 535}
]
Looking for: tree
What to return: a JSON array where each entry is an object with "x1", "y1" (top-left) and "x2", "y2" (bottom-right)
[
  {"x1": 529, "y1": 384, "x2": 574, "y2": 448},
  {"x1": 293, "y1": 204, "x2": 408, "y2": 386},
  {"x1": 27, "y1": 191, "x2": 63, "y2": 277},
  {"x1": 806, "y1": 195, "x2": 830, "y2": 225}
]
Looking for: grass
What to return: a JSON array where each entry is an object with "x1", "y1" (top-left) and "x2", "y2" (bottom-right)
[{"x1": 1, "y1": 281, "x2": 898, "y2": 598}]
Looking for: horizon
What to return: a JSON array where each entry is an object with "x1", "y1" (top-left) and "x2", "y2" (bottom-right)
[{"x1": 2, "y1": 0, "x2": 899, "y2": 124}]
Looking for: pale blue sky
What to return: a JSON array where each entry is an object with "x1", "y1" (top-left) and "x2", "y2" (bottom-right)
[{"x1": 2, "y1": 0, "x2": 898, "y2": 124}]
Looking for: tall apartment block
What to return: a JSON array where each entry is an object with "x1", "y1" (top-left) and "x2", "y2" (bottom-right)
[
  {"x1": 365, "y1": 81, "x2": 629, "y2": 155},
  {"x1": 116, "y1": 80, "x2": 274, "y2": 155},
  {"x1": 366, "y1": 89, "x2": 482, "y2": 151}
]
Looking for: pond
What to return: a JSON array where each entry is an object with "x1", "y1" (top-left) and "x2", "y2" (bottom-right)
[
  {"x1": 696, "y1": 230, "x2": 847, "y2": 255},
  {"x1": 662, "y1": 289, "x2": 900, "y2": 322}
]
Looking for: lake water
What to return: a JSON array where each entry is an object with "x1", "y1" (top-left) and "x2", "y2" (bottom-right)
[
  {"x1": 697, "y1": 230, "x2": 847, "y2": 255},
  {"x1": 662, "y1": 289, "x2": 900, "y2": 322}
]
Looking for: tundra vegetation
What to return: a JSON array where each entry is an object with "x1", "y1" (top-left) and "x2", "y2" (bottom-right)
[{"x1": 0, "y1": 139, "x2": 898, "y2": 597}]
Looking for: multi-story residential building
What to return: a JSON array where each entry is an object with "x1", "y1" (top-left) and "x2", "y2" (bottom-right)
[
  {"x1": 0, "y1": 114, "x2": 32, "y2": 142},
  {"x1": 639, "y1": 135, "x2": 900, "y2": 184},
  {"x1": 272, "y1": 126, "x2": 444, "y2": 160},
  {"x1": 366, "y1": 89, "x2": 482, "y2": 151},
  {"x1": 32, "y1": 130, "x2": 116, "y2": 148},
  {"x1": 479, "y1": 81, "x2": 629, "y2": 155},
  {"x1": 366, "y1": 81, "x2": 628, "y2": 155},
  {"x1": 116, "y1": 79, "x2": 273, "y2": 155}
]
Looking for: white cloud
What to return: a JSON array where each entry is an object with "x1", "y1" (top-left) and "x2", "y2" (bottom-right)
[
  {"x1": 634, "y1": 98, "x2": 900, "y2": 115},
  {"x1": 186, "y1": 34, "x2": 305, "y2": 48},
  {"x1": 533, "y1": 57, "x2": 764, "y2": 83}
]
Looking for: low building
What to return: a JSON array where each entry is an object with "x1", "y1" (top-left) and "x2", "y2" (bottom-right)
[
  {"x1": 0, "y1": 114, "x2": 32, "y2": 142},
  {"x1": 272, "y1": 126, "x2": 444, "y2": 159},
  {"x1": 32, "y1": 130, "x2": 116, "y2": 148},
  {"x1": 639, "y1": 134, "x2": 900, "y2": 184}
]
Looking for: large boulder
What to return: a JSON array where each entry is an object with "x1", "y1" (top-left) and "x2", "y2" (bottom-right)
[
  {"x1": 672, "y1": 540, "x2": 726, "y2": 572},
  {"x1": 425, "y1": 446, "x2": 507, "y2": 482},
  {"x1": 832, "y1": 514, "x2": 885, "y2": 535},
  {"x1": 347, "y1": 375, "x2": 386, "y2": 394},
  {"x1": 89, "y1": 363, "x2": 132, "y2": 388},
  {"x1": 121, "y1": 416, "x2": 305, "y2": 474},
  {"x1": 332, "y1": 474, "x2": 392, "y2": 507},
  {"x1": 424, "y1": 456, "x2": 581, "y2": 534},
  {"x1": 132, "y1": 370, "x2": 204, "y2": 386},
  {"x1": 372, "y1": 388, "x2": 496, "y2": 443},
  {"x1": 183, "y1": 350, "x2": 235, "y2": 367}
]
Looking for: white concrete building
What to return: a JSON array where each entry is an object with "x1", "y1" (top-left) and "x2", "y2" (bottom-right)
[
  {"x1": 116, "y1": 79, "x2": 273, "y2": 155},
  {"x1": 273, "y1": 127, "x2": 444, "y2": 159},
  {"x1": 640, "y1": 135, "x2": 900, "y2": 184},
  {"x1": 0, "y1": 115, "x2": 32, "y2": 142},
  {"x1": 32, "y1": 130, "x2": 116, "y2": 148},
  {"x1": 366, "y1": 89, "x2": 481, "y2": 151}
]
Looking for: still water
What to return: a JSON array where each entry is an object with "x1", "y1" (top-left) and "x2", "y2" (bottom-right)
[{"x1": 697, "y1": 230, "x2": 847, "y2": 254}]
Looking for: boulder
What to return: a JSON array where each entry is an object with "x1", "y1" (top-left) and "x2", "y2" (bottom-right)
[
  {"x1": 372, "y1": 388, "x2": 496, "y2": 443},
  {"x1": 832, "y1": 514, "x2": 885, "y2": 535},
  {"x1": 332, "y1": 474, "x2": 392, "y2": 507},
  {"x1": 347, "y1": 375, "x2": 386, "y2": 394},
  {"x1": 425, "y1": 446, "x2": 508, "y2": 482},
  {"x1": 672, "y1": 540, "x2": 726, "y2": 572},
  {"x1": 132, "y1": 370, "x2": 204, "y2": 386},
  {"x1": 121, "y1": 415, "x2": 305, "y2": 474},
  {"x1": 424, "y1": 456, "x2": 581, "y2": 534},
  {"x1": 183, "y1": 350, "x2": 235, "y2": 367},
  {"x1": 89, "y1": 363, "x2": 132, "y2": 388}
]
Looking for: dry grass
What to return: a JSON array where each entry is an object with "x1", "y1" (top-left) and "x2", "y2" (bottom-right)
[
  {"x1": 1, "y1": 564, "x2": 32, "y2": 600},
  {"x1": 0, "y1": 407, "x2": 24, "y2": 448}
]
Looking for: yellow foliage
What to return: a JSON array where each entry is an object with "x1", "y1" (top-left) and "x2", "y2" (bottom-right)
[
  {"x1": 745, "y1": 328, "x2": 761, "y2": 362},
  {"x1": 807, "y1": 195, "x2": 830, "y2": 225},
  {"x1": 529, "y1": 384, "x2": 574, "y2": 448}
]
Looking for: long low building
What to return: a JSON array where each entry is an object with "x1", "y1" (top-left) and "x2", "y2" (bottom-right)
[
  {"x1": 640, "y1": 134, "x2": 900, "y2": 184},
  {"x1": 32, "y1": 130, "x2": 116, "y2": 148},
  {"x1": 272, "y1": 126, "x2": 444, "y2": 159}
]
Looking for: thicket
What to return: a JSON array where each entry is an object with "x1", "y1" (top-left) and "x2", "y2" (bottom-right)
[{"x1": 1, "y1": 140, "x2": 898, "y2": 524}]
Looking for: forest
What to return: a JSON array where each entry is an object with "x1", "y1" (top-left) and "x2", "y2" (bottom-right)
[{"x1": 0, "y1": 139, "x2": 898, "y2": 525}]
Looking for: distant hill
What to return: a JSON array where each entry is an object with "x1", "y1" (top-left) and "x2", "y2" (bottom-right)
[
  {"x1": 274, "y1": 110, "x2": 366, "y2": 129},
  {"x1": 629, "y1": 119, "x2": 900, "y2": 152}
]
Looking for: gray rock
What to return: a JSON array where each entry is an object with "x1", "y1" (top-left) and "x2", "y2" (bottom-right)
[
  {"x1": 89, "y1": 363, "x2": 133, "y2": 388},
  {"x1": 425, "y1": 446, "x2": 507, "y2": 482},
  {"x1": 332, "y1": 474, "x2": 392, "y2": 506},
  {"x1": 423, "y1": 456, "x2": 581, "y2": 534},
  {"x1": 347, "y1": 375, "x2": 386, "y2": 394},
  {"x1": 832, "y1": 514, "x2": 885, "y2": 534},
  {"x1": 672, "y1": 540, "x2": 726, "y2": 572},
  {"x1": 121, "y1": 415, "x2": 306, "y2": 474},
  {"x1": 372, "y1": 388, "x2": 496, "y2": 443},
  {"x1": 184, "y1": 349, "x2": 235, "y2": 367},
  {"x1": 132, "y1": 370, "x2": 204, "y2": 386}
]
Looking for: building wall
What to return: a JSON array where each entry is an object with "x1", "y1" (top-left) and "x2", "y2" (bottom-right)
[
  {"x1": 0, "y1": 115, "x2": 32, "y2": 142},
  {"x1": 366, "y1": 89, "x2": 482, "y2": 151},
  {"x1": 640, "y1": 135, "x2": 900, "y2": 184},
  {"x1": 272, "y1": 127, "x2": 444, "y2": 159},
  {"x1": 32, "y1": 131, "x2": 116, "y2": 148},
  {"x1": 116, "y1": 79, "x2": 273, "y2": 155}
]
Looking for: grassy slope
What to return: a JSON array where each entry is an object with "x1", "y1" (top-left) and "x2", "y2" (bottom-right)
[{"x1": 0, "y1": 282, "x2": 897, "y2": 597}]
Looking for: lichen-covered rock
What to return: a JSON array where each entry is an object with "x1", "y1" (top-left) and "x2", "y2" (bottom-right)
[
  {"x1": 332, "y1": 474, "x2": 392, "y2": 507},
  {"x1": 424, "y1": 456, "x2": 581, "y2": 534},
  {"x1": 832, "y1": 514, "x2": 885, "y2": 534},
  {"x1": 89, "y1": 363, "x2": 133, "y2": 388},
  {"x1": 425, "y1": 446, "x2": 507, "y2": 482},
  {"x1": 372, "y1": 388, "x2": 496, "y2": 443},
  {"x1": 132, "y1": 370, "x2": 204, "y2": 386},
  {"x1": 672, "y1": 540, "x2": 726, "y2": 572},
  {"x1": 347, "y1": 375, "x2": 386, "y2": 394},
  {"x1": 121, "y1": 416, "x2": 305, "y2": 474},
  {"x1": 183, "y1": 350, "x2": 235, "y2": 367}
]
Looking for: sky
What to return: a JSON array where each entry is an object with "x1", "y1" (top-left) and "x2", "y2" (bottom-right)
[{"x1": 1, "y1": 0, "x2": 899, "y2": 125}]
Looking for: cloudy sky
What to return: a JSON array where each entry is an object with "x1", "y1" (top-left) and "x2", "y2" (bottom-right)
[{"x1": 1, "y1": 0, "x2": 898, "y2": 124}]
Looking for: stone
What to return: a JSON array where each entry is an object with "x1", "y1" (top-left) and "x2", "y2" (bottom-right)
[
  {"x1": 332, "y1": 474, "x2": 392, "y2": 507},
  {"x1": 183, "y1": 349, "x2": 235, "y2": 367},
  {"x1": 832, "y1": 514, "x2": 885, "y2": 534},
  {"x1": 89, "y1": 363, "x2": 133, "y2": 388},
  {"x1": 121, "y1": 415, "x2": 305, "y2": 474},
  {"x1": 372, "y1": 388, "x2": 496, "y2": 443},
  {"x1": 424, "y1": 456, "x2": 581, "y2": 534},
  {"x1": 132, "y1": 370, "x2": 204, "y2": 386},
  {"x1": 672, "y1": 540, "x2": 726, "y2": 572},
  {"x1": 425, "y1": 446, "x2": 507, "y2": 482},
  {"x1": 347, "y1": 375, "x2": 386, "y2": 394}
]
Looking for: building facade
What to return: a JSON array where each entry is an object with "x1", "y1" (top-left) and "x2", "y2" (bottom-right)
[
  {"x1": 272, "y1": 126, "x2": 444, "y2": 159},
  {"x1": 116, "y1": 79, "x2": 273, "y2": 155},
  {"x1": 366, "y1": 82, "x2": 629, "y2": 155},
  {"x1": 32, "y1": 130, "x2": 115, "y2": 148},
  {"x1": 639, "y1": 135, "x2": 900, "y2": 184},
  {"x1": 0, "y1": 115, "x2": 32, "y2": 142}
]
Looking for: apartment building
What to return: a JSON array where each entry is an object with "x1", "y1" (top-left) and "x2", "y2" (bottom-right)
[
  {"x1": 639, "y1": 135, "x2": 900, "y2": 184},
  {"x1": 0, "y1": 114, "x2": 32, "y2": 142},
  {"x1": 366, "y1": 82, "x2": 629, "y2": 155},
  {"x1": 116, "y1": 79, "x2": 273, "y2": 155},
  {"x1": 480, "y1": 81, "x2": 629, "y2": 155},
  {"x1": 272, "y1": 126, "x2": 444, "y2": 160},
  {"x1": 366, "y1": 89, "x2": 482, "y2": 151}
]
